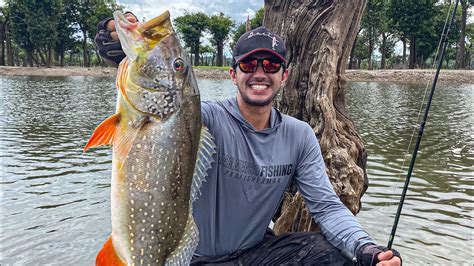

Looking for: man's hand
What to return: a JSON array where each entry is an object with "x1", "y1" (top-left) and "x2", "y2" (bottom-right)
[
  {"x1": 376, "y1": 249, "x2": 401, "y2": 265},
  {"x1": 94, "y1": 12, "x2": 138, "y2": 66},
  {"x1": 357, "y1": 244, "x2": 402, "y2": 266}
]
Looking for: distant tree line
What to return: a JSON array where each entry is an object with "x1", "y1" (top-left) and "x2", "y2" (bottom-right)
[
  {"x1": 0, "y1": 1, "x2": 472, "y2": 69},
  {"x1": 349, "y1": 0, "x2": 473, "y2": 69},
  {"x1": 0, "y1": 0, "x2": 122, "y2": 67}
]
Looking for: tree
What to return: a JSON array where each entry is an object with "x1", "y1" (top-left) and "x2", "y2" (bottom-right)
[
  {"x1": 264, "y1": 0, "x2": 368, "y2": 233},
  {"x1": 55, "y1": 3, "x2": 77, "y2": 67},
  {"x1": 360, "y1": 0, "x2": 384, "y2": 70},
  {"x1": 67, "y1": 0, "x2": 118, "y2": 67},
  {"x1": 456, "y1": 0, "x2": 471, "y2": 69},
  {"x1": 174, "y1": 12, "x2": 208, "y2": 66},
  {"x1": 8, "y1": 0, "x2": 38, "y2": 67},
  {"x1": 0, "y1": 5, "x2": 9, "y2": 66},
  {"x1": 466, "y1": 22, "x2": 474, "y2": 68},
  {"x1": 208, "y1": 13, "x2": 233, "y2": 66},
  {"x1": 389, "y1": 0, "x2": 437, "y2": 69}
]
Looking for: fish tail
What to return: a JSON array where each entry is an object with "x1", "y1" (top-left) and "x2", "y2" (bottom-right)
[{"x1": 96, "y1": 236, "x2": 126, "y2": 266}]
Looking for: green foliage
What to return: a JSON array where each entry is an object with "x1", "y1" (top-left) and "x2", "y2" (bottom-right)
[
  {"x1": 231, "y1": 7, "x2": 264, "y2": 49},
  {"x1": 174, "y1": 12, "x2": 209, "y2": 56},
  {"x1": 208, "y1": 13, "x2": 234, "y2": 47},
  {"x1": 208, "y1": 12, "x2": 233, "y2": 66}
]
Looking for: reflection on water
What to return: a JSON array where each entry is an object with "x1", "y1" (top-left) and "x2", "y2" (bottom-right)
[
  {"x1": 0, "y1": 76, "x2": 472, "y2": 264},
  {"x1": 347, "y1": 82, "x2": 473, "y2": 264}
]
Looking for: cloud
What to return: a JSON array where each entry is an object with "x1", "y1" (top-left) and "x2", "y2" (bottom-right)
[{"x1": 117, "y1": 0, "x2": 263, "y2": 24}]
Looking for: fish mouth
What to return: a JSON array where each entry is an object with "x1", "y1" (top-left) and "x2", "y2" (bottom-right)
[{"x1": 139, "y1": 11, "x2": 173, "y2": 44}]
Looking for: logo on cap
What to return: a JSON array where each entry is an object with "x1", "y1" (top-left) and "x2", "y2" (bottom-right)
[
  {"x1": 272, "y1": 37, "x2": 278, "y2": 50},
  {"x1": 246, "y1": 31, "x2": 280, "y2": 51}
]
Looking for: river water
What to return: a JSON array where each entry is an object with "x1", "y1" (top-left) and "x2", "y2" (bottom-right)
[{"x1": 0, "y1": 76, "x2": 472, "y2": 265}]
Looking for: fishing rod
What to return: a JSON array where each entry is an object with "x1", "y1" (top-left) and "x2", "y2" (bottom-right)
[{"x1": 387, "y1": 0, "x2": 460, "y2": 249}]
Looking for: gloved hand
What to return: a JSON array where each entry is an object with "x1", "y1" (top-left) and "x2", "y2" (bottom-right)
[
  {"x1": 94, "y1": 11, "x2": 137, "y2": 66},
  {"x1": 357, "y1": 244, "x2": 402, "y2": 266}
]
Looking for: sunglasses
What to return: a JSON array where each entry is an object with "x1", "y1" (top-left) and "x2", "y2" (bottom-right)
[{"x1": 236, "y1": 58, "x2": 285, "y2": 74}]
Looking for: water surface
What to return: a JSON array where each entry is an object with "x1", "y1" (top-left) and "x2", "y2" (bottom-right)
[{"x1": 0, "y1": 76, "x2": 472, "y2": 264}]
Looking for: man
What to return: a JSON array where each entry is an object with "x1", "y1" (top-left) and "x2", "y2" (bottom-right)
[{"x1": 95, "y1": 12, "x2": 402, "y2": 265}]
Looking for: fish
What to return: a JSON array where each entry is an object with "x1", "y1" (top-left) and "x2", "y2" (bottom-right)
[{"x1": 84, "y1": 10, "x2": 215, "y2": 266}]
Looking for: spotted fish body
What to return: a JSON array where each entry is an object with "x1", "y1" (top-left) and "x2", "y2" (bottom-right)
[{"x1": 85, "y1": 11, "x2": 215, "y2": 266}]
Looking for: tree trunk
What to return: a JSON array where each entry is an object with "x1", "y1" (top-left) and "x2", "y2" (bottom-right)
[
  {"x1": 82, "y1": 29, "x2": 89, "y2": 67},
  {"x1": 217, "y1": 41, "x2": 224, "y2": 67},
  {"x1": 37, "y1": 50, "x2": 47, "y2": 66},
  {"x1": 26, "y1": 48, "x2": 34, "y2": 67},
  {"x1": 47, "y1": 45, "x2": 53, "y2": 68},
  {"x1": 409, "y1": 35, "x2": 416, "y2": 69},
  {"x1": 193, "y1": 46, "x2": 200, "y2": 66},
  {"x1": 60, "y1": 48, "x2": 65, "y2": 67},
  {"x1": 402, "y1": 37, "x2": 406, "y2": 66},
  {"x1": 456, "y1": 0, "x2": 467, "y2": 69},
  {"x1": 5, "y1": 19, "x2": 13, "y2": 66},
  {"x1": 264, "y1": 0, "x2": 369, "y2": 234},
  {"x1": 368, "y1": 36, "x2": 373, "y2": 70},
  {"x1": 348, "y1": 29, "x2": 361, "y2": 70},
  {"x1": 0, "y1": 20, "x2": 4, "y2": 66},
  {"x1": 380, "y1": 33, "x2": 387, "y2": 69}
]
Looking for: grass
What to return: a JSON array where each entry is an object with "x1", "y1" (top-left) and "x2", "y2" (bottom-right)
[{"x1": 194, "y1": 65, "x2": 231, "y2": 70}]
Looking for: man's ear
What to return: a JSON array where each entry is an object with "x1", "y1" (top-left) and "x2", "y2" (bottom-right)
[
  {"x1": 281, "y1": 68, "x2": 289, "y2": 83},
  {"x1": 229, "y1": 67, "x2": 237, "y2": 84}
]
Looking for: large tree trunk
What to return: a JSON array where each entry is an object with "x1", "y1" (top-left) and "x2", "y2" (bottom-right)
[
  {"x1": 264, "y1": 0, "x2": 368, "y2": 234},
  {"x1": 456, "y1": 0, "x2": 467, "y2": 69}
]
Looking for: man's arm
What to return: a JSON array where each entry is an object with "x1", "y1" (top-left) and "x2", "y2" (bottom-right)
[{"x1": 294, "y1": 124, "x2": 401, "y2": 265}]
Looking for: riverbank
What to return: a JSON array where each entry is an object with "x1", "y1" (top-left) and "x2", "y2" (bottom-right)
[{"x1": 1, "y1": 66, "x2": 473, "y2": 84}]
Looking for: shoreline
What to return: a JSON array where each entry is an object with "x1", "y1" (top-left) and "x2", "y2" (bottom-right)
[{"x1": 0, "y1": 66, "x2": 473, "y2": 84}]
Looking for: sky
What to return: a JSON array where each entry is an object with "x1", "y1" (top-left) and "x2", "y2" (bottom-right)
[{"x1": 117, "y1": 0, "x2": 264, "y2": 25}]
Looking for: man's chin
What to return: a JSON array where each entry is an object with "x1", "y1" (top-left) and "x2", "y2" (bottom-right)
[{"x1": 241, "y1": 95, "x2": 275, "y2": 107}]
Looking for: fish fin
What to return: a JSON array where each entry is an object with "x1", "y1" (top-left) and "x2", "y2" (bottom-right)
[
  {"x1": 116, "y1": 59, "x2": 130, "y2": 97},
  {"x1": 113, "y1": 116, "x2": 148, "y2": 164},
  {"x1": 84, "y1": 114, "x2": 120, "y2": 152},
  {"x1": 165, "y1": 213, "x2": 199, "y2": 266},
  {"x1": 96, "y1": 236, "x2": 126, "y2": 266},
  {"x1": 113, "y1": 11, "x2": 141, "y2": 61},
  {"x1": 190, "y1": 126, "x2": 216, "y2": 204}
]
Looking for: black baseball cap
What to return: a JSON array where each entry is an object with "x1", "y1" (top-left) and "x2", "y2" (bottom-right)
[{"x1": 233, "y1": 26, "x2": 286, "y2": 64}]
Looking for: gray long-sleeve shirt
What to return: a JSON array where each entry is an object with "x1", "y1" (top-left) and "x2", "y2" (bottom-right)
[{"x1": 193, "y1": 98, "x2": 374, "y2": 257}]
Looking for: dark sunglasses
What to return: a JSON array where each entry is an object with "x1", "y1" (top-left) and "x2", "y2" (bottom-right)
[{"x1": 235, "y1": 58, "x2": 285, "y2": 74}]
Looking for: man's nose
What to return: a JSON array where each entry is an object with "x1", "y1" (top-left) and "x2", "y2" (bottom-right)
[{"x1": 253, "y1": 64, "x2": 266, "y2": 77}]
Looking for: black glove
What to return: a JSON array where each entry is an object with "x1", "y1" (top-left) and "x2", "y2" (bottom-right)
[
  {"x1": 94, "y1": 12, "x2": 137, "y2": 66},
  {"x1": 356, "y1": 244, "x2": 402, "y2": 266}
]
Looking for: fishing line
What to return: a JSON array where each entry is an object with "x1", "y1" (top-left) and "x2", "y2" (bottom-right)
[
  {"x1": 385, "y1": 0, "x2": 454, "y2": 212},
  {"x1": 386, "y1": 0, "x2": 460, "y2": 249},
  {"x1": 370, "y1": 1, "x2": 455, "y2": 244}
]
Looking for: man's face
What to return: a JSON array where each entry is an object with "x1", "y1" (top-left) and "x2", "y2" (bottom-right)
[{"x1": 230, "y1": 51, "x2": 288, "y2": 107}]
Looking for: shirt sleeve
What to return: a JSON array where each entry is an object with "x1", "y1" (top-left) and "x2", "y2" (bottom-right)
[
  {"x1": 294, "y1": 124, "x2": 375, "y2": 255},
  {"x1": 201, "y1": 101, "x2": 214, "y2": 129}
]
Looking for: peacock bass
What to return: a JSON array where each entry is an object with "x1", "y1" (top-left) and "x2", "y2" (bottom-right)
[{"x1": 84, "y1": 10, "x2": 215, "y2": 265}]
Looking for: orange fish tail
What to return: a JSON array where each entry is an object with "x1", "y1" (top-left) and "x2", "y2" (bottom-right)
[{"x1": 96, "y1": 236, "x2": 126, "y2": 266}]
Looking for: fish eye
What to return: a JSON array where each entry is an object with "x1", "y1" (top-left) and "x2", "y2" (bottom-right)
[{"x1": 173, "y1": 59, "x2": 186, "y2": 72}]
